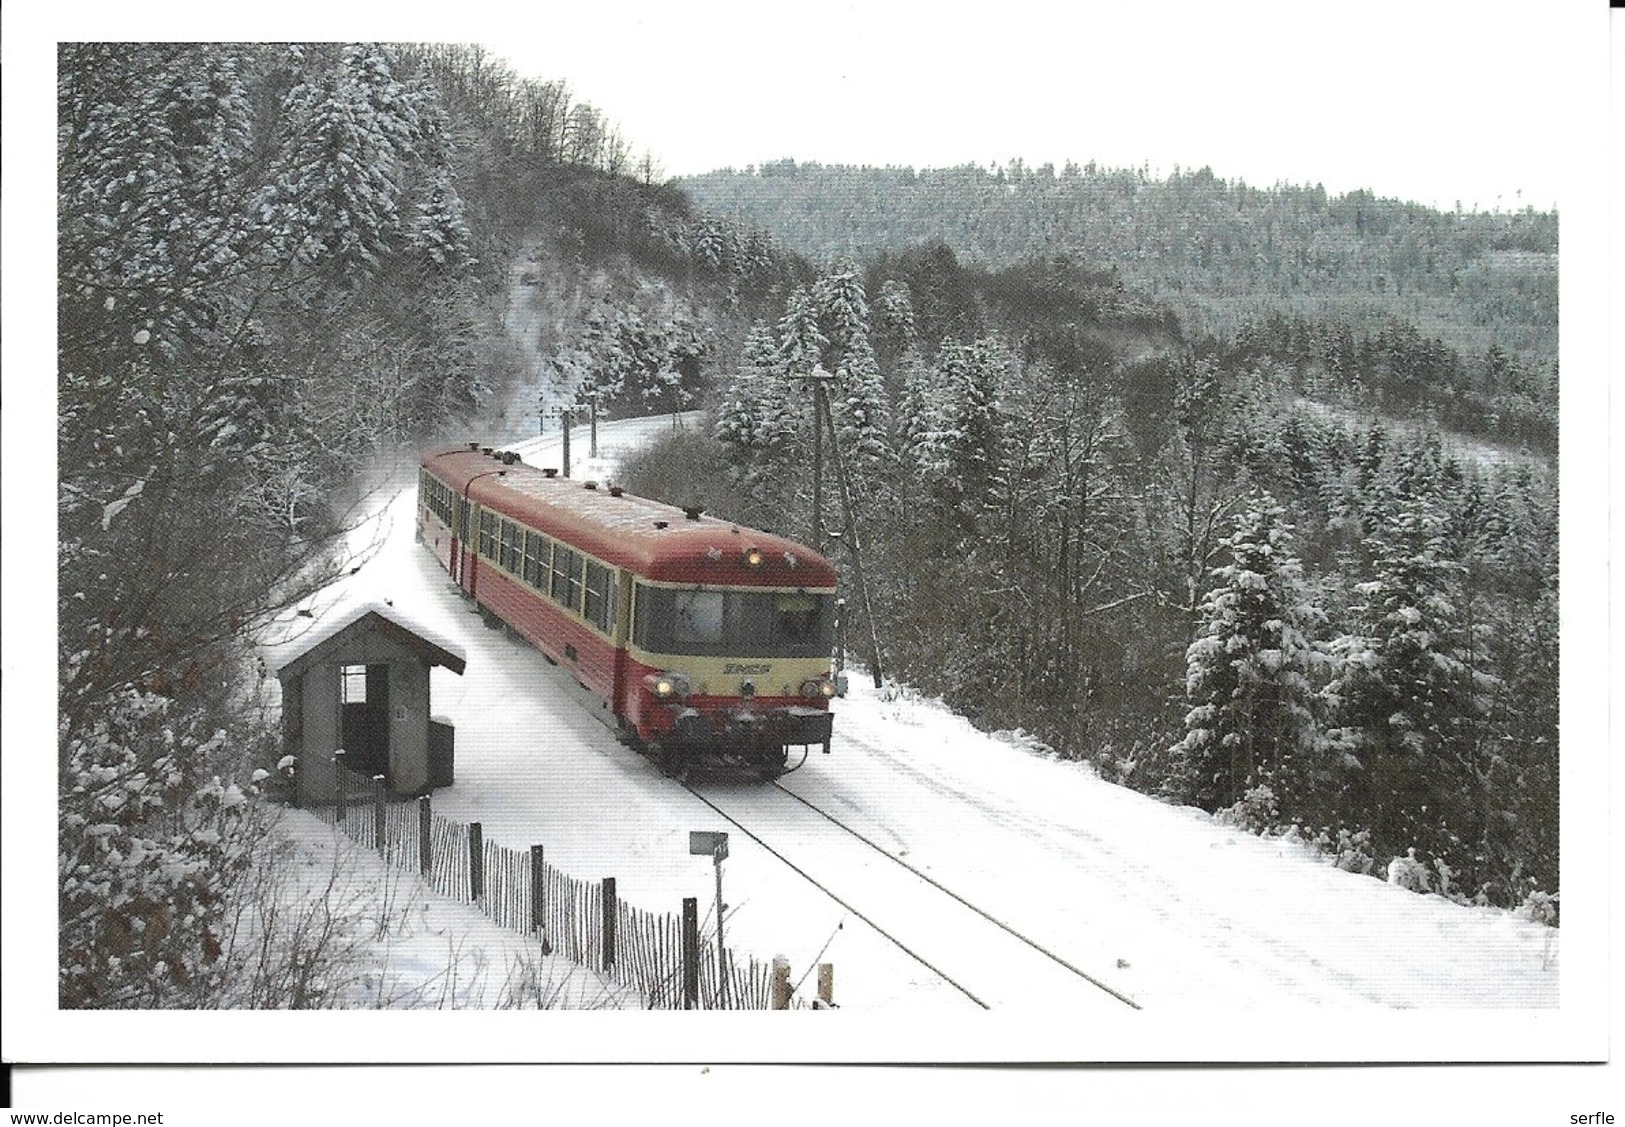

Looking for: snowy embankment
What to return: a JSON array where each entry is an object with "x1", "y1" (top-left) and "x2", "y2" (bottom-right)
[
  {"x1": 254, "y1": 809, "x2": 628, "y2": 1010},
  {"x1": 260, "y1": 414, "x2": 1558, "y2": 1019}
]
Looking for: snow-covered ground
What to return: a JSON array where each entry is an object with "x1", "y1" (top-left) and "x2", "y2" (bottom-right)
[
  {"x1": 247, "y1": 415, "x2": 1571, "y2": 1046},
  {"x1": 252, "y1": 809, "x2": 632, "y2": 1010}
]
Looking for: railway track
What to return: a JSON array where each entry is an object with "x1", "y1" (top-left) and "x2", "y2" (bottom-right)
[{"x1": 680, "y1": 775, "x2": 1141, "y2": 1012}]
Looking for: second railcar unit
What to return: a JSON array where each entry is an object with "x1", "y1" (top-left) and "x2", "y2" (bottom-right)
[{"x1": 418, "y1": 443, "x2": 839, "y2": 777}]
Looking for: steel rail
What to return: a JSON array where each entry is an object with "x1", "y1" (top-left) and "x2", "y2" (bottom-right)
[
  {"x1": 771, "y1": 781, "x2": 1143, "y2": 1010},
  {"x1": 680, "y1": 781, "x2": 992, "y2": 1010}
]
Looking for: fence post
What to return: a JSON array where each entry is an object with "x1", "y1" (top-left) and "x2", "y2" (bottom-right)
[
  {"x1": 333, "y1": 749, "x2": 347, "y2": 823},
  {"x1": 601, "y1": 877, "x2": 617, "y2": 970},
  {"x1": 817, "y1": 964, "x2": 835, "y2": 1008},
  {"x1": 469, "y1": 822, "x2": 484, "y2": 902},
  {"x1": 372, "y1": 774, "x2": 386, "y2": 854},
  {"x1": 530, "y1": 845, "x2": 546, "y2": 939},
  {"x1": 682, "y1": 897, "x2": 699, "y2": 1010},
  {"x1": 418, "y1": 795, "x2": 432, "y2": 877},
  {"x1": 771, "y1": 955, "x2": 792, "y2": 1010}
]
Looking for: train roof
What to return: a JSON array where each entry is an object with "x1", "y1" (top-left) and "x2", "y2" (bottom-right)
[{"x1": 421, "y1": 444, "x2": 838, "y2": 589}]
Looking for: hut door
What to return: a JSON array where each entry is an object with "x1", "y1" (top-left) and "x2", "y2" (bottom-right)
[{"x1": 340, "y1": 663, "x2": 392, "y2": 783}]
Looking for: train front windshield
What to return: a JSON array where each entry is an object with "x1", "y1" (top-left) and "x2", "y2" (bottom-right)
[{"x1": 634, "y1": 587, "x2": 834, "y2": 658}]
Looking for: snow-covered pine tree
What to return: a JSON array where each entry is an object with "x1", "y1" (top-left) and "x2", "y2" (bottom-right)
[
  {"x1": 922, "y1": 337, "x2": 1008, "y2": 541},
  {"x1": 830, "y1": 334, "x2": 894, "y2": 483},
  {"x1": 811, "y1": 264, "x2": 892, "y2": 480},
  {"x1": 775, "y1": 285, "x2": 828, "y2": 379},
  {"x1": 894, "y1": 343, "x2": 939, "y2": 471},
  {"x1": 407, "y1": 169, "x2": 476, "y2": 270},
  {"x1": 268, "y1": 43, "x2": 427, "y2": 280},
  {"x1": 1170, "y1": 493, "x2": 1329, "y2": 821},
  {"x1": 1328, "y1": 491, "x2": 1485, "y2": 878},
  {"x1": 813, "y1": 260, "x2": 871, "y2": 353},
  {"x1": 875, "y1": 278, "x2": 920, "y2": 352},
  {"x1": 714, "y1": 320, "x2": 776, "y2": 455}
]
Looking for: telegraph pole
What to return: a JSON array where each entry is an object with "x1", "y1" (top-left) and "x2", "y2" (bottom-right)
[
  {"x1": 816, "y1": 391, "x2": 885, "y2": 689},
  {"x1": 792, "y1": 366, "x2": 835, "y2": 548}
]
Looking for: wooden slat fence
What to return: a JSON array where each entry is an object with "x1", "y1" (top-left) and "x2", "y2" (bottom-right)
[{"x1": 306, "y1": 754, "x2": 777, "y2": 1008}]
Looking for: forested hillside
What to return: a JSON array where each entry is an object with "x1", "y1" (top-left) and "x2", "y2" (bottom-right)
[
  {"x1": 54, "y1": 41, "x2": 800, "y2": 1008},
  {"x1": 683, "y1": 160, "x2": 1559, "y2": 455},
  {"x1": 615, "y1": 244, "x2": 1558, "y2": 917},
  {"x1": 632, "y1": 160, "x2": 1559, "y2": 916},
  {"x1": 55, "y1": 41, "x2": 1559, "y2": 1009}
]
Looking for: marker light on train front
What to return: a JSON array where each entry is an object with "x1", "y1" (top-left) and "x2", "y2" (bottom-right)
[
  {"x1": 801, "y1": 677, "x2": 837, "y2": 700},
  {"x1": 645, "y1": 672, "x2": 692, "y2": 700},
  {"x1": 743, "y1": 546, "x2": 765, "y2": 568}
]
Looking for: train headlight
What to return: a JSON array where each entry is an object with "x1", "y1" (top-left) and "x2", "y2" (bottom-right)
[
  {"x1": 801, "y1": 677, "x2": 837, "y2": 700},
  {"x1": 646, "y1": 672, "x2": 691, "y2": 700},
  {"x1": 743, "y1": 546, "x2": 765, "y2": 568}
]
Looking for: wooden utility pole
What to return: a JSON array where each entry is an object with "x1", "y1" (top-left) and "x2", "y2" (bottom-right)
[
  {"x1": 811, "y1": 378, "x2": 825, "y2": 546},
  {"x1": 792, "y1": 367, "x2": 834, "y2": 548},
  {"x1": 682, "y1": 897, "x2": 700, "y2": 1009},
  {"x1": 816, "y1": 390, "x2": 885, "y2": 688}
]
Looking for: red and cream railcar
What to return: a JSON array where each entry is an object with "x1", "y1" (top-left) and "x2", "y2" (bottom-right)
[{"x1": 417, "y1": 443, "x2": 839, "y2": 777}]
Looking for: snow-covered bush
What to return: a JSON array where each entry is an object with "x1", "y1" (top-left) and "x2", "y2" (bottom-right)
[
  {"x1": 1214, "y1": 783, "x2": 1280, "y2": 834},
  {"x1": 59, "y1": 688, "x2": 269, "y2": 1007},
  {"x1": 1385, "y1": 847, "x2": 1432, "y2": 893},
  {"x1": 1324, "y1": 827, "x2": 1376, "y2": 875},
  {"x1": 1514, "y1": 889, "x2": 1559, "y2": 927}
]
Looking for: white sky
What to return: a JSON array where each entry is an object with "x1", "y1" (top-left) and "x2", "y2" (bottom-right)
[
  {"x1": 473, "y1": 0, "x2": 1594, "y2": 211},
  {"x1": 3, "y1": 0, "x2": 1598, "y2": 211}
]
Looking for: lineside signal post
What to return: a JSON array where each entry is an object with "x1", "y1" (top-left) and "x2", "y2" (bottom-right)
[{"x1": 689, "y1": 831, "x2": 730, "y2": 1008}]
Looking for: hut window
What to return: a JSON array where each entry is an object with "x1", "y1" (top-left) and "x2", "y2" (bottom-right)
[{"x1": 341, "y1": 664, "x2": 368, "y2": 704}]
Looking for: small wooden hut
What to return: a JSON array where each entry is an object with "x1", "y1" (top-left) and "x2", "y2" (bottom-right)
[{"x1": 272, "y1": 602, "x2": 465, "y2": 803}]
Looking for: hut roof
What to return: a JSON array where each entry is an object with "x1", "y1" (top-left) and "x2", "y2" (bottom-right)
[{"x1": 271, "y1": 601, "x2": 467, "y2": 680}]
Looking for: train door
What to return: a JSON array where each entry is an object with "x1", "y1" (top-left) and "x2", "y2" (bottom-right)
[
  {"x1": 451, "y1": 496, "x2": 470, "y2": 587},
  {"x1": 610, "y1": 570, "x2": 635, "y2": 721}
]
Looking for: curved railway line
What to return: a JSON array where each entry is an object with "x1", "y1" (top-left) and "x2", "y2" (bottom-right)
[{"x1": 681, "y1": 774, "x2": 1142, "y2": 1012}]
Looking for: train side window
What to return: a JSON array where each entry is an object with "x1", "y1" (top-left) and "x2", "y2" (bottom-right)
[
  {"x1": 499, "y1": 520, "x2": 520, "y2": 572},
  {"x1": 524, "y1": 531, "x2": 547, "y2": 588},
  {"x1": 584, "y1": 561, "x2": 614, "y2": 632},
  {"x1": 478, "y1": 511, "x2": 496, "y2": 558},
  {"x1": 552, "y1": 546, "x2": 581, "y2": 609},
  {"x1": 567, "y1": 552, "x2": 584, "y2": 612},
  {"x1": 632, "y1": 583, "x2": 654, "y2": 648}
]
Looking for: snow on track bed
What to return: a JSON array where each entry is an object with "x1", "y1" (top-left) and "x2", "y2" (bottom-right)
[
  {"x1": 808, "y1": 681, "x2": 1559, "y2": 1009},
  {"x1": 684, "y1": 777, "x2": 1135, "y2": 1012}
]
